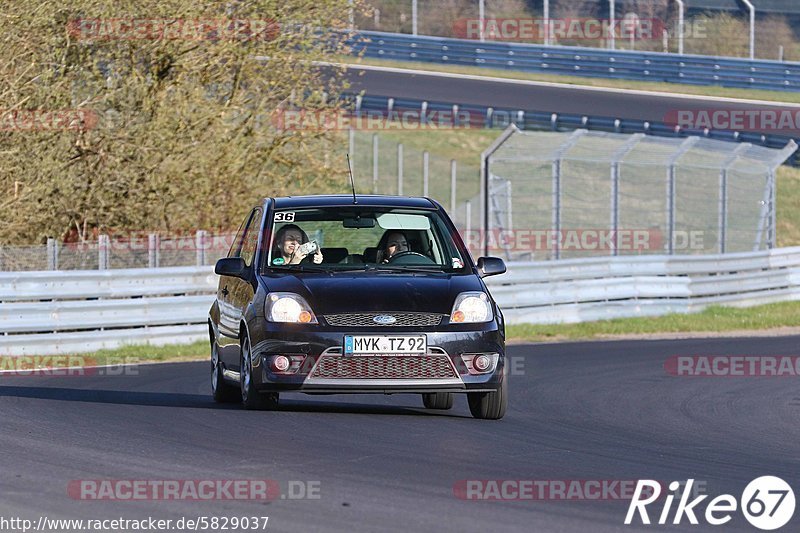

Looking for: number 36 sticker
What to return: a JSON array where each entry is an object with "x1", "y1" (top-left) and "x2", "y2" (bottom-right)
[{"x1": 275, "y1": 212, "x2": 295, "y2": 222}]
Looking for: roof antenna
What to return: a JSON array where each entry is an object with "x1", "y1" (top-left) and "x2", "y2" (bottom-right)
[{"x1": 346, "y1": 153, "x2": 357, "y2": 205}]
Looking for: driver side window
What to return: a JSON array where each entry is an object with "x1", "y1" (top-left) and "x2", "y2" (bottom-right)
[{"x1": 239, "y1": 208, "x2": 263, "y2": 267}]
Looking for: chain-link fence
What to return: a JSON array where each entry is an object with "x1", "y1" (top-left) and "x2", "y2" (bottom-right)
[
  {"x1": 0, "y1": 232, "x2": 236, "y2": 272},
  {"x1": 482, "y1": 127, "x2": 797, "y2": 261},
  {"x1": 348, "y1": 129, "x2": 481, "y2": 233}
]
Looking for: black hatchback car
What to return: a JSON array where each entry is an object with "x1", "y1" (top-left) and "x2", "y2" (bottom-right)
[{"x1": 209, "y1": 195, "x2": 508, "y2": 419}]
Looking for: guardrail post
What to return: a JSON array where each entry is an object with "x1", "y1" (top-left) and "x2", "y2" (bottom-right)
[
  {"x1": 196, "y1": 230, "x2": 208, "y2": 266},
  {"x1": 423, "y1": 151, "x2": 429, "y2": 196},
  {"x1": 98, "y1": 234, "x2": 110, "y2": 270},
  {"x1": 372, "y1": 133, "x2": 379, "y2": 194},
  {"x1": 46, "y1": 238, "x2": 59, "y2": 270},
  {"x1": 397, "y1": 143, "x2": 404, "y2": 195},
  {"x1": 450, "y1": 159, "x2": 457, "y2": 213},
  {"x1": 148, "y1": 234, "x2": 160, "y2": 268}
]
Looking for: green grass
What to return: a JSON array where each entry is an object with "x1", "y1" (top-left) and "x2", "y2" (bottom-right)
[
  {"x1": 343, "y1": 56, "x2": 800, "y2": 104},
  {"x1": 507, "y1": 301, "x2": 800, "y2": 342},
  {"x1": 0, "y1": 341, "x2": 209, "y2": 369},
  {"x1": 778, "y1": 165, "x2": 800, "y2": 248}
]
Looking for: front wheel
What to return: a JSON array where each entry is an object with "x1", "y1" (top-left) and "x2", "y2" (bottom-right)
[
  {"x1": 467, "y1": 378, "x2": 507, "y2": 420},
  {"x1": 240, "y1": 336, "x2": 279, "y2": 411},
  {"x1": 421, "y1": 392, "x2": 453, "y2": 410}
]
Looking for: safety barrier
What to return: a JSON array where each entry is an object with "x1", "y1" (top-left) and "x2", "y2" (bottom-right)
[
  {"x1": 3, "y1": 248, "x2": 800, "y2": 355},
  {"x1": 349, "y1": 31, "x2": 800, "y2": 92}
]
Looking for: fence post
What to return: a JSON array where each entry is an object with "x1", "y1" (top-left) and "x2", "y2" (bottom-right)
[
  {"x1": 46, "y1": 238, "x2": 59, "y2": 270},
  {"x1": 348, "y1": 127, "x2": 355, "y2": 170},
  {"x1": 718, "y1": 143, "x2": 750, "y2": 254},
  {"x1": 98, "y1": 234, "x2": 109, "y2": 270},
  {"x1": 450, "y1": 159, "x2": 457, "y2": 214},
  {"x1": 423, "y1": 151, "x2": 429, "y2": 197},
  {"x1": 465, "y1": 200, "x2": 472, "y2": 248},
  {"x1": 610, "y1": 134, "x2": 643, "y2": 256},
  {"x1": 769, "y1": 170, "x2": 777, "y2": 249},
  {"x1": 148, "y1": 234, "x2": 160, "y2": 268},
  {"x1": 397, "y1": 143, "x2": 404, "y2": 195},
  {"x1": 196, "y1": 230, "x2": 208, "y2": 266},
  {"x1": 372, "y1": 133, "x2": 379, "y2": 194},
  {"x1": 412, "y1": 0, "x2": 417, "y2": 35},
  {"x1": 666, "y1": 137, "x2": 698, "y2": 254}
]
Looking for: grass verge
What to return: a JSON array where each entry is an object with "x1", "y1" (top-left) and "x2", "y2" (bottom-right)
[
  {"x1": 506, "y1": 301, "x2": 800, "y2": 342},
  {"x1": 0, "y1": 341, "x2": 209, "y2": 370},
  {"x1": 343, "y1": 56, "x2": 800, "y2": 104}
]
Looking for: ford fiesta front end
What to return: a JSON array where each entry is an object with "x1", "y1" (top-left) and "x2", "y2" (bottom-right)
[{"x1": 209, "y1": 195, "x2": 508, "y2": 419}]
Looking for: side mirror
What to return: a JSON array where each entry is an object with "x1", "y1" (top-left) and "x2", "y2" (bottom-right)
[
  {"x1": 477, "y1": 256, "x2": 506, "y2": 278},
  {"x1": 215, "y1": 257, "x2": 247, "y2": 278}
]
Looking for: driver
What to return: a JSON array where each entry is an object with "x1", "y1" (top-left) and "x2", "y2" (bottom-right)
[{"x1": 377, "y1": 231, "x2": 409, "y2": 263}]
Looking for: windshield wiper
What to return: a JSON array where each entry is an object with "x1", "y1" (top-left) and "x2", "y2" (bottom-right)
[
  {"x1": 365, "y1": 265, "x2": 444, "y2": 273},
  {"x1": 274, "y1": 265, "x2": 335, "y2": 273}
]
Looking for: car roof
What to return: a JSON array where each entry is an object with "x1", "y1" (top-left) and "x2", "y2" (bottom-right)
[{"x1": 269, "y1": 195, "x2": 438, "y2": 210}]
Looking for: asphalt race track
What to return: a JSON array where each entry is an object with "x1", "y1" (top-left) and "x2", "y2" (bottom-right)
[
  {"x1": 1, "y1": 335, "x2": 798, "y2": 532},
  {"x1": 342, "y1": 65, "x2": 800, "y2": 136}
]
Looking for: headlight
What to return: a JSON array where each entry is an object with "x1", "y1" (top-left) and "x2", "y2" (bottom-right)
[
  {"x1": 450, "y1": 292, "x2": 493, "y2": 323},
  {"x1": 266, "y1": 293, "x2": 317, "y2": 324}
]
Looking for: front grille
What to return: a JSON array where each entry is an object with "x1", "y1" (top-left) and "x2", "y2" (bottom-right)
[
  {"x1": 310, "y1": 355, "x2": 457, "y2": 379},
  {"x1": 323, "y1": 312, "x2": 443, "y2": 327}
]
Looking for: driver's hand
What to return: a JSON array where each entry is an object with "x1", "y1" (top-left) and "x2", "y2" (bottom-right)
[{"x1": 313, "y1": 251, "x2": 323, "y2": 264}]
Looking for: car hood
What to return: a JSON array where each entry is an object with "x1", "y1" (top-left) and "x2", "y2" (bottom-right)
[{"x1": 262, "y1": 272, "x2": 485, "y2": 315}]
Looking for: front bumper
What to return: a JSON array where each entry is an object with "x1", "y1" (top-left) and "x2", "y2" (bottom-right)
[{"x1": 248, "y1": 323, "x2": 505, "y2": 394}]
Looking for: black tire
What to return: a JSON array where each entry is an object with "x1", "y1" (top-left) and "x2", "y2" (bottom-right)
[
  {"x1": 467, "y1": 378, "x2": 507, "y2": 420},
  {"x1": 211, "y1": 339, "x2": 239, "y2": 403},
  {"x1": 240, "y1": 335, "x2": 279, "y2": 411},
  {"x1": 422, "y1": 392, "x2": 454, "y2": 410}
]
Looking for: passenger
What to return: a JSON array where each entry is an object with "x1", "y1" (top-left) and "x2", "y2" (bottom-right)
[
  {"x1": 376, "y1": 231, "x2": 409, "y2": 263},
  {"x1": 272, "y1": 224, "x2": 323, "y2": 265}
]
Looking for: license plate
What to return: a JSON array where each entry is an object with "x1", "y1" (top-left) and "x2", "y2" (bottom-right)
[{"x1": 343, "y1": 335, "x2": 427, "y2": 355}]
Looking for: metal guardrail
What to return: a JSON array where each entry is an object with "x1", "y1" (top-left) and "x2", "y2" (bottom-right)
[
  {"x1": 0, "y1": 266, "x2": 218, "y2": 356},
  {"x1": 3, "y1": 248, "x2": 800, "y2": 355},
  {"x1": 349, "y1": 30, "x2": 800, "y2": 92},
  {"x1": 351, "y1": 93, "x2": 800, "y2": 165},
  {"x1": 484, "y1": 246, "x2": 800, "y2": 324}
]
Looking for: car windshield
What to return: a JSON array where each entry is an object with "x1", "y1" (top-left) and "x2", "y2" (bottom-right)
[{"x1": 265, "y1": 206, "x2": 468, "y2": 273}]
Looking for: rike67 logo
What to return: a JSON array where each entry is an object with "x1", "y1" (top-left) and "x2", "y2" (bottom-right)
[{"x1": 625, "y1": 477, "x2": 795, "y2": 530}]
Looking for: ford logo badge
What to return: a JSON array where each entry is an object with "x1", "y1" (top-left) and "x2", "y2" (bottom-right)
[{"x1": 373, "y1": 315, "x2": 397, "y2": 325}]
